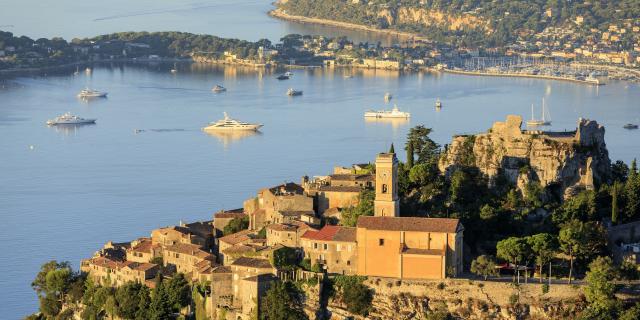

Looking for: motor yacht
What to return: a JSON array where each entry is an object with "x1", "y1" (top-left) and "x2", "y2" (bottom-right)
[
  {"x1": 46, "y1": 112, "x2": 96, "y2": 125},
  {"x1": 364, "y1": 105, "x2": 410, "y2": 118},
  {"x1": 77, "y1": 88, "x2": 108, "y2": 98},
  {"x1": 623, "y1": 123, "x2": 639, "y2": 130},
  {"x1": 202, "y1": 112, "x2": 263, "y2": 131}
]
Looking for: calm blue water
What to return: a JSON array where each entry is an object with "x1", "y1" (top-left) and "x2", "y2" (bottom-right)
[
  {"x1": 2, "y1": 63, "x2": 639, "y2": 317},
  {"x1": 1, "y1": 1, "x2": 640, "y2": 318},
  {"x1": 0, "y1": 0, "x2": 403, "y2": 46}
]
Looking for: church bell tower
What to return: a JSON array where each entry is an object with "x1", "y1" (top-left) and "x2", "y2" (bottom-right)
[{"x1": 374, "y1": 152, "x2": 399, "y2": 217}]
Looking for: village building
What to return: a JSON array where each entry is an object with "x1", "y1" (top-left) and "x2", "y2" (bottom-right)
[
  {"x1": 301, "y1": 225, "x2": 357, "y2": 275},
  {"x1": 243, "y1": 183, "x2": 314, "y2": 230},
  {"x1": 81, "y1": 256, "x2": 159, "y2": 287},
  {"x1": 126, "y1": 237, "x2": 162, "y2": 263},
  {"x1": 271, "y1": 210, "x2": 318, "y2": 225},
  {"x1": 266, "y1": 221, "x2": 317, "y2": 247},
  {"x1": 151, "y1": 221, "x2": 214, "y2": 250},
  {"x1": 355, "y1": 152, "x2": 464, "y2": 280},
  {"x1": 162, "y1": 242, "x2": 217, "y2": 279},
  {"x1": 213, "y1": 209, "x2": 246, "y2": 238},
  {"x1": 316, "y1": 185, "x2": 362, "y2": 214},
  {"x1": 230, "y1": 257, "x2": 275, "y2": 311}
]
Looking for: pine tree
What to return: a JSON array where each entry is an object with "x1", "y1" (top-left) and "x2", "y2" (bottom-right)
[
  {"x1": 149, "y1": 281, "x2": 172, "y2": 320},
  {"x1": 389, "y1": 143, "x2": 395, "y2": 154},
  {"x1": 625, "y1": 159, "x2": 640, "y2": 221}
]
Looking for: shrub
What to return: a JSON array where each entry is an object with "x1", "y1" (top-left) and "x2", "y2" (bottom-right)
[
  {"x1": 437, "y1": 282, "x2": 446, "y2": 290},
  {"x1": 509, "y1": 294, "x2": 519, "y2": 305},
  {"x1": 542, "y1": 283, "x2": 549, "y2": 294}
]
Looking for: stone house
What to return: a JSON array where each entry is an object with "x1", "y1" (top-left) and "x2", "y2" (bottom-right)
[
  {"x1": 81, "y1": 256, "x2": 158, "y2": 287},
  {"x1": 243, "y1": 183, "x2": 314, "y2": 230},
  {"x1": 266, "y1": 221, "x2": 317, "y2": 247},
  {"x1": 328, "y1": 173, "x2": 374, "y2": 188},
  {"x1": 301, "y1": 225, "x2": 357, "y2": 275},
  {"x1": 151, "y1": 222, "x2": 214, "y2": 250},
  {"x1": 240, "y1": 274, "x2": 277, "y2": 319},
  {"x1": 213, "y1": 209, "x2": 246, "y2": 238},
  {"x1": 126, "y1": 237, "x2": 162, "y2": 263},
  {"x1": 271, "y1": 210, "x2": 318, "y2": 225},
  {"x1": 230, "y1": 257, "x2": 275, "y2": 310},
  {"x1": 316, "y1": 185, "x2": 362, "y2": 214},
  {"x1": 356, "y1": 216, "x2": 464, "y2": 279},
  {"x1": 162, "y1": 242, "x2": 217, "y2": 279}
]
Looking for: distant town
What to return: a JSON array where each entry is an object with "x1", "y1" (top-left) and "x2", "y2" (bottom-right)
[{"x1": 2, "y1": 28, "x2": 640, "y2": 85}]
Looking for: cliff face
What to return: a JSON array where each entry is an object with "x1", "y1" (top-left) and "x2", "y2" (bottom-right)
[
  {"x1": 320, "y1": 278, "x2": 586, "y2": 320},
  {"x1": 376, "y1": 7, "x2": 490, "y2": 32},
  {"x1": 438, "y1": 115, "x2": 610, "y2": 198}
]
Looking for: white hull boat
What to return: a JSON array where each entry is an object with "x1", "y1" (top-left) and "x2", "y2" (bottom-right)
[
  {"x1": 47, "y1": 112, "x2": 96, "y2": 125},
  {"x1": 364, "y1": 105, "x2": 410, "y2": 118},
  {"x1": 203, "y1": 112, "x2": 263, "y2": 131}
]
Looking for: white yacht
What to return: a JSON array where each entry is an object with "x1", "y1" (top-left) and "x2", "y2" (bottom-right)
[
  {"x1": 77, "y1": 88, "x2": 108, "y2": 98},
  {"x1": 202, "y1": 112, "x2": 263, "y2": 131},
  {"x1": 212, "y1": 85, "x2": 227, "y2": 92},
  {"x1": 284, "y1": 71, "x2": 294, "y2": 77},
  {"x1": 526, "y1": 98, "x2": 551, "y2": 127},
  {"x1": 364, "y1": 105, "x2": 410, "y2": 118},
  {"x1": 46, "y1": 112, "x2": 96, "y2": 125},
  {"x1": 287, "y1": 88, "x2": 303, "y2": 96},
  {"x1": 435, "y1": 98, "x2": 442, "y2": 109},
  {"x1": 585, "y1": 73, "x2": 605, "y2": 86}
]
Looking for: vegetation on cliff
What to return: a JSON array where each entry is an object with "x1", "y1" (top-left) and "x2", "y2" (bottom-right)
[{"x1": 278, "y1": 0, "x2": 640, "y2": 48}]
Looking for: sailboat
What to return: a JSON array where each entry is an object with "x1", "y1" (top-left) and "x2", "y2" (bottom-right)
[{"x1": 526, "y1": 98, "x2": 551, "y2": 127}]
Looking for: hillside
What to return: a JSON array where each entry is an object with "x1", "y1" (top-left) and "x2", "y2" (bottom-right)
[{"x1": 277, "y1": 0, "x2": 640, "y2": 48}]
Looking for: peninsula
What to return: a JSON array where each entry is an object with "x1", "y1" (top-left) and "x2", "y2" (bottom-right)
[{"x1": 27, "y1": 116, "x2": 640, "y2": 320}]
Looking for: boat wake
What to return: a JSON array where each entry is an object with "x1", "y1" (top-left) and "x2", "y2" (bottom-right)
[
  {"x1": 134, "y1": 128, "x2": 188, "y2": 133},
  {"x1": 92, "y1": 2, "x2": 235, "y2": 21}
]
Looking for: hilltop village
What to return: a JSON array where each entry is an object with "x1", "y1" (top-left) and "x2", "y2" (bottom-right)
[
  {"x1": 29, "y1": 115, "x2": 640, "y2": 320},
  {"x1": 80, "y1": 150, "x2": 464, "y2": 319}
]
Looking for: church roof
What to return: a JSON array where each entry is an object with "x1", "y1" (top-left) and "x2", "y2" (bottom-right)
[{"x1": 357, "y1": 216, "x2": 461, "y2": 233}]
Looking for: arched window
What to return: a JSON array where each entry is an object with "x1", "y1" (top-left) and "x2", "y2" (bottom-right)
[{"x1": 382, "y1": 184, "x2": 388, "y2": 193}]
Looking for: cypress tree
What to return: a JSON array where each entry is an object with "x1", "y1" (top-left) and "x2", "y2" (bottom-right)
[
  {"x1": 612, "y1": 181, "x2": 619, "y2": 225},
  {"x1": 406, "y1": 142, "x2": 414, "y2": 169},
  {"x1": 389, "y1": 143, "x2": 395, "y2": 154}
]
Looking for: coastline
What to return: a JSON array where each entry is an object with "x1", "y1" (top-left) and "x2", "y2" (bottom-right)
[
  {"x1": 268, "y1": 8, "x2": 424, "y2": 41},
  {"x1": 442, "y1": 68, "x2": 604, "y2": 86}
]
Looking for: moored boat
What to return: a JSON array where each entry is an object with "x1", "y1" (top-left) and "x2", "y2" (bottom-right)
[
  {"x1": 623, "y1": 123, "x2": 639, "y2": 129},
  {"x1": 364, "y1": 105, "x2": 410, "y2": 118},
  {"x1": 202, "y1": 112, "x2": 263, "y2": 131},
  {"x1": 276, "y1": 74, "x2": 290, "y2": 80},
  {"x1": 435, "y1": 98, "x2": 442, "y2": 109},
  {"x1": 46, "y1": 112, "x2": 96, "y2": 125},
  {"x1": 287, "y1": 88, "x2": 303, "y2": 96},
  {"x1": 212, "y1": 85, "x2": 227, "y2": 92},
  {"x1": 77, "y1": 88, "x2": 108, "y2": 98}
]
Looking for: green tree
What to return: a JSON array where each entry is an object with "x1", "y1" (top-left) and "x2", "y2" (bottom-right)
[
  {"x1": 340, "y1": 189, "x2": 375, "y2": 227},
  {"x1": 620, "y1": 303, "x2": 640, "y2": 320},
  {"x1": 527, "y1": 233, "x2": 557, "y2": 283},
  {"x1": 496, "y1": 237, "x2": 529, "y2": 283},
  {"x1": 406, "y1": 140, "x2": 414, "y2": 169},
  {"x1": 406, "y1": 126, "x2": 440, "y2": 165},
  {"x1": 470, "y1": 255, "x2": 498, "y2": 280},
  {"x1": 342, "y1": 282, "x2": 373, "y2": 316},
  {"x1": 149, "y1": 281, "x2": 172, "y2": 320},
  {"x1": 389, "y1": 143, "x2": 395, "y2": 154},
  {"x1": 624, "y1": 159, "x2": 640, "y2": 221},
  {"x1": 260, "y1": 281, "x2": 307, "y2": 320},
  {"x1": 165, "y1": 273, "x2": 191, "y2": 311},
  {"x1": 223, "y1": 215, "x2": 249, "y2": 235},
  {"x1": 558, "y1": 220, "x2": 607, "y2": 284},
  {"x1": 583, "y1": 256, "x2": 620, "y2": 317},
  {"x1": 271, "y1": 247, "x2": 299, "y2": 270},
  {"x1": 32, "y1": 260, "x2": 71, "y2": 297}
]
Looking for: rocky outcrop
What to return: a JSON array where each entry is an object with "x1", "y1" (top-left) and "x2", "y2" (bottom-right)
[
  {"x1": 375, "y1": 7, "x2": 490, "y2": 32},
  {"x1": 438, "y1": 115, "x2": 611, "y2": 198},
  {"x1": 318, "y1": 278, "x2": 586, "y2": 320}
]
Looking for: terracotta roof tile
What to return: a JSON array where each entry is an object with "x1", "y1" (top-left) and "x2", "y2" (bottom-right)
[
  {"x1": 357, "y1": 216, "x2": 461, "y2": 233},
  {"x1": 218, "y1": 229, "x2": 253, "y2": 245}
]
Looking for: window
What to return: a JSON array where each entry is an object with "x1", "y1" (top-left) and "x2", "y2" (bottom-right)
[
  {"x1": 382, "y1": 184, "x2": 388, "y2": 193},
  {"x1": 379, "y1": 239, "x2": 385, "y2": 246},
  {"x1": 313, "y1": 243, "x2": 318, "y2": 249},
  {"x1": 347, "y1": 260, "x2": 351, "y2": 266},
  {"x1": 323, "y1": 243, "x2": 328, "y2": 250},
  {"x1": 336, "y1": 244, "x2": 341, "y2": 251}
]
